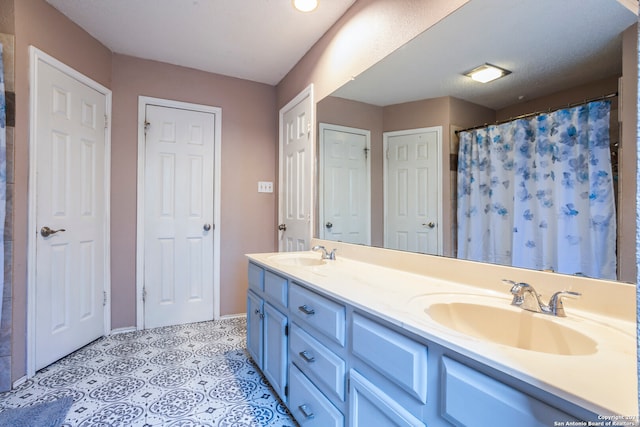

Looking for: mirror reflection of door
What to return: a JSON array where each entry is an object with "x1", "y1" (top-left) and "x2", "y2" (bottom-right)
[
  {"x1": 278, "y1": 85, "x2": 314, "y2": 251},
  {"x1": 319, "y1": 124, "x2": 371, "y2": 245},
  {"x1": 384, "y1": 127, "x2": 442, "y2": 255}
]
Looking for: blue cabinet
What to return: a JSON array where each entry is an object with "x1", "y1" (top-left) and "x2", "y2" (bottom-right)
[
  {"x1": 263, "y1": 302, "x2": 288, "y2": 398},
  {"x1": 246, "y1": 263, "x2": 289, "y2": 403},
  {"x1": 247, "y1": 261, "x2": 588, "y2": 427},
  {"x1": 246, "y1": 290, "x2": 263, "y2": 367}
]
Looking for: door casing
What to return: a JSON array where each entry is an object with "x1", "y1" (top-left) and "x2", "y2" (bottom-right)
[
  {"x1": 27, "y1": 46, "x2": 112, "y2": 377},
  {"x1": 136, "y1": 96, "x2": 222, "y2": 329}
]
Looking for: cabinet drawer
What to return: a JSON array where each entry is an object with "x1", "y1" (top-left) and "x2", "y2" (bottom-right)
[
  {"x1": 441, "y1": 357, "x2": 578, "y2": 427},
  {"x1": 290, "y1": 323, "x2": 346, "y2": 401},
  {"x1": 289, "y1": 364, "x2": 344, "y2": 427},
  {"x1": 352, "y1": 314, "x2": 427, "y2": 403},
  {"x1": 264, "y1": 270, "x2": 288, "y2": 307},
  {"x1": 248, "y1": 263, "x2": 264, "y2": 293},
  {"x1": 290, "y1": 283, "x2": 345, "y2": 347}
]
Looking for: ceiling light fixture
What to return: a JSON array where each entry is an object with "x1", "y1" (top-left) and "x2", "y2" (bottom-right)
[
  {"x1": 293, "y1": 0, "x2": 318, "y2": 12},
  {"x1": 464, "y1": 63, "x2": 511, "y2": 83}
]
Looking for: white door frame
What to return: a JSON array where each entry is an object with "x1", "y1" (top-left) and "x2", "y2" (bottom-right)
[
  {"x1": 136, "y1": 96, "x2": 222, "y2": 329},
  {"x1": 278, "y1": 84, "x2": 314, "y2": 251},
  {"x1": 27, "y1": 47, "x2": 112, "y2": 377},
  {"x1": 383, "y1": 126, "x2": 443, "y2": 255},
  {"x1": 318, "y1": 123, "x2": 371, "y2": 244}
]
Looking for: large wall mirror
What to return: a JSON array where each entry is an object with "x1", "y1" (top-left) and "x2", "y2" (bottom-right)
[{"x1": 315, "y1": 0, "x2": 637, "y2": 283}]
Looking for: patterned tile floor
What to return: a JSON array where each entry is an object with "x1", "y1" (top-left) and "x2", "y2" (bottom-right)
[{"x1": 0, "y1": 317, "x2": 298, "y2": 426}]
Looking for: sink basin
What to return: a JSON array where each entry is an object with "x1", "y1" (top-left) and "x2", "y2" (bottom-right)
[
  {"x1": 421, "y1": 296, "x2": 597, "y2": 355},
  {"x1": 268, "y1": 253, "x2": 326, "y2": 267}
]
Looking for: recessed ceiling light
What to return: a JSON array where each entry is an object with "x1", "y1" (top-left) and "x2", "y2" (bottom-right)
[
  {"x1": 464, "y1": 63, "x2": 511, "y2": 83},
  {"x1": 293, "y1": 0, "x2": 319, "y2": 12}
]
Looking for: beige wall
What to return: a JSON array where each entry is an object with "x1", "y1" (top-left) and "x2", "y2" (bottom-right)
[{"x1": 110, "y1": 54, "x2": 278, "y2": 328}]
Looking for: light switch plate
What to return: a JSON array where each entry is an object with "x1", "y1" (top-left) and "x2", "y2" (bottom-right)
[{"x1": 258, "y1": 181, "x2": 273, "y2": 193}]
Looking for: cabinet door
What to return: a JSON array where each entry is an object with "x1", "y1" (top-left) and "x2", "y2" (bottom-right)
[
  {"x1": 247, "y1": 291, "x2": 263, "y2": 367},
  {"x1": 349, "y1": 369, "x2": 425, "y2": 427},
  {"x1": 264, "y1": 302, "x2": 288, "y2": 402}
]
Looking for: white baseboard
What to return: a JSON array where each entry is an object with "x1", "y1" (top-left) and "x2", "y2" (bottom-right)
[
  {"x1": 12, "y1": 375, "x2": 28, "y2": 389},
  {"x1": 110, "y1": 326, "x2": 137, "y2": 335},
  {"x1": 220, "y1": 313, "x2": 247, "y2": 320},
  {"x1": 110, "y1": 315, "x2": 245, "y2": 335}
]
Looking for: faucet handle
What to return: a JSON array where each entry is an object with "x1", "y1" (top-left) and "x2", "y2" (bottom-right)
[
  {"x1": 548, "y1": 291, "x2": 581, "y2": 317},
  {"x1": 328, "y1": 248, "x2": 337, "y2": 260},
  {"x1": 502, "y1": 279, "x2": 537, "y2": 307},
  {"x1": 501, "y1": 279, "x2": 528, "y2": 295},
  {"x1": 501, "y1": 279, "x2": 520, "y2": 293}
]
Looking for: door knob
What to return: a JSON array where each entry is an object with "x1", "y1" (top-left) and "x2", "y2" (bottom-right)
[
  {"x1": 422, "y1": 222, "x2": 435, "y2": 229},
  {"x1": 325, "y1": 222, "x2": 333, "y2": 229},
  {"x1": 203, "y1": 224, "x2": 212, "y2": 231},
  {"x1": 40, "y1": 226, "x2": 66, "y2": 237},
  {"x1": 278, "y1": 224, "x2": 287, "y2": 231}
]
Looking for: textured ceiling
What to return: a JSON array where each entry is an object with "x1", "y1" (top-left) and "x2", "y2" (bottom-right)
[{"x1": 46, "y1": 0, "x2": 356, "y2": 85}]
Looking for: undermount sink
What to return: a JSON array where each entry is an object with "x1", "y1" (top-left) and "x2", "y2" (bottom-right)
[
  {"x1": 418, "y1": 295, "x2": 597, "y2": 355},
  {"x1": 268, "y1": 253, "x2": 327, "y2": 267}
]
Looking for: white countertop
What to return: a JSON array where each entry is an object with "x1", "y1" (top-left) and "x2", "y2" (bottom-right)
[{"x1": 247, "y1": 251, "x2": 638, "y2": 418}]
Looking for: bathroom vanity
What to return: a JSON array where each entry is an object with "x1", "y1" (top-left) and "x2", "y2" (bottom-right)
[{"x1": 246, "y1": 240, "x2": 637, "y2": 427}]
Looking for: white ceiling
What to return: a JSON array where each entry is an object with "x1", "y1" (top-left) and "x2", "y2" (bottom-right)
[
  {"x1": 46, "y1": 0, "x2": 356, "y2": 85},
  {"x1": 333, "y1": 0, "x2": 638, "y2": 109}
]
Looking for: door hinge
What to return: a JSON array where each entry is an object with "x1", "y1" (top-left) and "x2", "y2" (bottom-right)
[
  {"x1": 144, "y1": 120, "x2": 150, "y2": 135},
  {"x1": 284, "y1": 385, "x2": 288, "y2": 397},
  {"x1": 386, "y1": 148, "x2": 390, "y2": 160},
  {"x1": 142, "y1": 287, "x2": 147, "y2": 302},
  {"x1": 284, "y1": 324, "x2": 288, "y2": 336},
  {"x1": 103, "y1": 291, "x2": 108, "y2": 306},
  {"x1": 104, "y1": 114, "x2": 109, "y2": 129},
  {"x1": 364, "y1": 146, "x2": 370, "y2": 159}
]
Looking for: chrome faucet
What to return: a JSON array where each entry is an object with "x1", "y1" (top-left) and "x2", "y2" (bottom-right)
[
  {"x1": 502, "y1": 279, "x2": 581, "y2": 317},
  {"x1": 312, "y1": 245, "x2": 337, "y2": 260}
]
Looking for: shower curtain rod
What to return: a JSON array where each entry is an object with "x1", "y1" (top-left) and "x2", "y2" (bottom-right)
[{"x1": 454, "y1": 92, "x2": 618, "y2": 135}]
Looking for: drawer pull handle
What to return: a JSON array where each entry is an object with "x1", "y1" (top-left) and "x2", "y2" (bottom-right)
[
  {"x1": 298, "y1": 404, "x2": 315, "y2": 419},
  {"x1": 299, "y1": 350, "x2": 315, "y2": 363},
  {"x1": 298, "y1": 305, "x2": 315, "y2": 315}
]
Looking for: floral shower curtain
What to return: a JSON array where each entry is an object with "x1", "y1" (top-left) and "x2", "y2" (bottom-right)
[
  {"x1": 457, "y1": 100, "x2": 616, "y2": 280},
  {"x1": 0, "y1": 43, "x2": 5, "y2": 319}
]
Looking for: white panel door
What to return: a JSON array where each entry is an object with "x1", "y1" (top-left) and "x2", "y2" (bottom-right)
[
  {"x1": 279, "y1": 86, "x2": 313, "y2": 252},
  {"x1": 34, "y1": 59, "x2": 107, "y2": 370},
  {"x1": 144, "y1": 105, "x2": 215, "y2": 328},
  {"x1": 385, "y1": 128, "x2": 441, "y2": 255},
  {"x1": 319, "y1": 124, "x2": 370, "y2": 245}
]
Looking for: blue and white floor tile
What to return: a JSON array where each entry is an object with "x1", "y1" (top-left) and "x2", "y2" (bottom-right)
[{"x1": 0, "y1": 317, "x2": 297, "y2": 426}]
